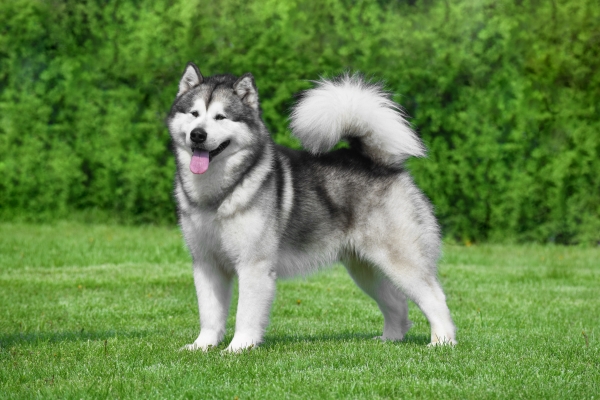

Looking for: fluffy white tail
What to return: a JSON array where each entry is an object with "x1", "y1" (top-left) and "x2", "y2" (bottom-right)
[{"x1": 290, "y1": 74, "x2": 425, "y2": 167}]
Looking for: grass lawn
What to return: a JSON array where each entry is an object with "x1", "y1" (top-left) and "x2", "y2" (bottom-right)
[{"x1": 0, "y1": 222, "x2": 598, "y2": 398}]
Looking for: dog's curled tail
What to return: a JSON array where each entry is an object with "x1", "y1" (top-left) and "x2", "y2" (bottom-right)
[{"x1": 290, "y1": 74, "x2": 425, "y2": 167}]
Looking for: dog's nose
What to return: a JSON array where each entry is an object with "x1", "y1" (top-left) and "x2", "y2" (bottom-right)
[{"x1": 190, "y1": 128, "x2": 207, "y2": 144}]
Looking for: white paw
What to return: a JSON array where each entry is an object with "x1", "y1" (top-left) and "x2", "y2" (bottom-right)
[
  {"x1": 427, "y1": 336, "x2": 457, "y2": 347},
  {"x1": 225, "y1": 334, "x2": 259, "y2": 353},
  {"x1": 180, "y1": 342, "x2": 214, "y2": 352},
  {"x1": 180, "y1": 332, "x2": 222, "y2": 351}
]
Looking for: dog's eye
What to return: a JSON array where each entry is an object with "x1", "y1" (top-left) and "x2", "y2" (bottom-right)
[
  {"x1": 215, "y1": 114, "x2": 226, "y2": 121},
  {"x1": 190, "y1": 111, "x2": 199, "y2": 118}
]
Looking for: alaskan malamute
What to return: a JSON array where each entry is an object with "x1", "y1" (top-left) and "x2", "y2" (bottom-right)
[{"x1": 167, "y1": 63, "x2": 456, "y2": 351}]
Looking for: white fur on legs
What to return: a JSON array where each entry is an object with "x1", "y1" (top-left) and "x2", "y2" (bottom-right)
[
  {"x1": 365, "y1": 253, "x2": 456, "y2": 346},
  {"x1": 225, "y1": 261, "x2": 277, "y2": 352},
  {"x1": 344, "y1": 257, "x2": 411, "y2": 341},
  {"x1": 376, "y1": 281, "x2": 411, "y2": 341},
  {"x1": 394, "y1": 273, "x2": 456, "y2": 345},
  {"x1": 181, "y1": 261, "x2": 233, "y2": 351}
]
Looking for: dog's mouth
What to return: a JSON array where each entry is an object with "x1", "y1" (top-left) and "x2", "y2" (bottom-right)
[
  {"x1": 190, "y1": 140, "x2": 231, "y2": 174},
  {"x1": 207, "y1": 140, "x2": 231, "y2": 160}
]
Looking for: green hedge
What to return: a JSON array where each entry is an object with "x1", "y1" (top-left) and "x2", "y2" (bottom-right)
[{"x1": 1, "y1": 0, "x2": 598, "y2": 244}]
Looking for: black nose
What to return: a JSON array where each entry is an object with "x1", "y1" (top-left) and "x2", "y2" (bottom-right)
[{"x1": 190, "y1": 128, "x2": 207, "y2": 144}]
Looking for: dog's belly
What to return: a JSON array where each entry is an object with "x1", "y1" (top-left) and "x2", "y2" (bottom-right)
[{"x1": 275, "y1": 243, "x2": 342, "y2": 278}]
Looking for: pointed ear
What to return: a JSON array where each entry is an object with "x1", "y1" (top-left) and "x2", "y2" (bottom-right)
[
  {"x1": 177, "y1": 63, "x2": 203, "y2": 97},
  {"x1": 233, "y1": 73, "x2": 259, "y2": 110}
]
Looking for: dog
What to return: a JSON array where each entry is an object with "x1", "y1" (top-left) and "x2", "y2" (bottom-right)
[{"x1": 167, "y1": 63, "x2": 456, "y2": 351}]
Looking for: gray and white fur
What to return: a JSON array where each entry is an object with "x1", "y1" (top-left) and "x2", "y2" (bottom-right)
[{"x1": 167, "y1": 63, "x2": 456, "y2": 352}]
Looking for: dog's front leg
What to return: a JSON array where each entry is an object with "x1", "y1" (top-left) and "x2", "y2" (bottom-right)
[
  {"x1": 182, "y1": 261, "x2": 233, "y2": 351},
  {"x1": 226, "y1": 261, "x2": 276, "y2": 352}
]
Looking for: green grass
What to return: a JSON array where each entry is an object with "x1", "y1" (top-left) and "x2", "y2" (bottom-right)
[{"x1": 1, "y1": 222, "x2": 598, "y2": 399}]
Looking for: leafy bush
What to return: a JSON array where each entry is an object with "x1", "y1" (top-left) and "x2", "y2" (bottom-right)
[{"x1": 0, "y1": 0, "x2": 598, "y2": 243}]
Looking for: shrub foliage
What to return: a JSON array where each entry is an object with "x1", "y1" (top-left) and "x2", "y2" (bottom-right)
[{"x1": 1, "y1": 0, "x2": 598, "y2": 243}]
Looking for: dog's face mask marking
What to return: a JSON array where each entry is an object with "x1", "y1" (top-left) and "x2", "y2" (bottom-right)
[
  {"x1": 185, "y1": 98, "x2": 233, "y2": 174},
  {"x1": 168, "y1": 65, "x2": 261, "y2": 174}
]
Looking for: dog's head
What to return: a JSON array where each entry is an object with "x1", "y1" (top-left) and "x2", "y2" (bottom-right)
[{"x1": 167, "y1": 63, "x2": 266, "y2": 175}]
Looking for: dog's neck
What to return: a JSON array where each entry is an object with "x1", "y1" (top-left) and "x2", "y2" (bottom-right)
[{"x1": 176, "y1": 138, "x2": 275, "y2": 212}]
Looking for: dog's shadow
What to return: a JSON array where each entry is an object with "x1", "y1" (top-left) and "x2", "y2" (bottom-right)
[
  {"x1": 1, "y1": 330, "x2": 431, "y2": 350},
  {"x1": 261, "y1": 332, "x2": 430, "y2": 348}
]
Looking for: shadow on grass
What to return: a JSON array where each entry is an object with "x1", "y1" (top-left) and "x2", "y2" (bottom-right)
[
  {"x1": 261, "y1": 331, "x2": 430, "y2": 347},
  {"x1": 0, "y1": 329, "x2": 149, "y2": 348},
  {"x1": 2, "y1": 330, "x2": 431, "y2": 350}
]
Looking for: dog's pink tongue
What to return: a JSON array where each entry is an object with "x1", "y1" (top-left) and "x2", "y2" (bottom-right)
[{"x1": 190, "y1": 150, "x2": 210, "y2": 174}]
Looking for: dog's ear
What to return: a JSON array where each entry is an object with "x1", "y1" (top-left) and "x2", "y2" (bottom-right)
[
  {"x1": 177, "y1": 63, "x2": 203, "y2": 97},
  {"x1": 233, "y1": 73, "x2": 259, "y2": 110}
]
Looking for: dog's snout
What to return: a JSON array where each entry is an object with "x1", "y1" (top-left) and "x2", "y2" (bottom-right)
[{"x1": 190, "y1": 128, "x2": 207, "y2": 144}]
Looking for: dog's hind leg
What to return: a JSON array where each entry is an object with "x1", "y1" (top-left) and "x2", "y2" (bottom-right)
[
  {"x1": 343, "y1": 256, "x2": 411, "y2": 341},
  {"x1": 399, "y1": 273, "x2": 456, "y2": 345},
  {"x1": 371, "y1": 255, "x2": 456, "y2": 346}
]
